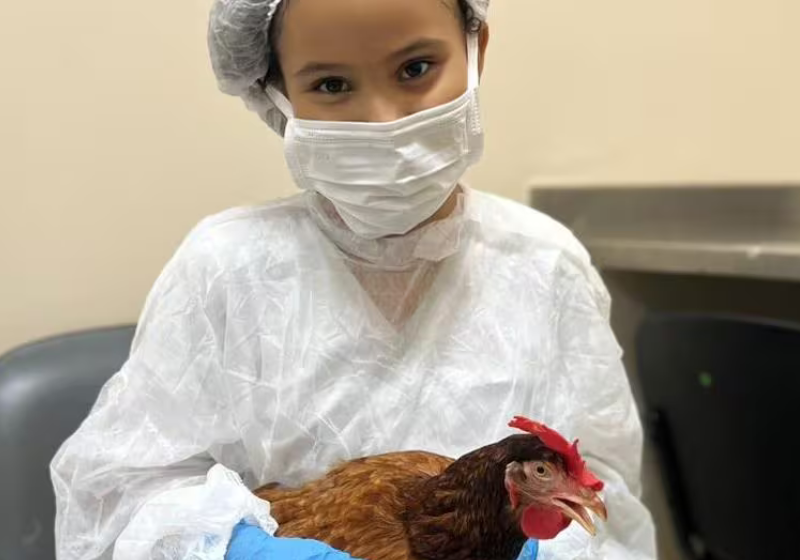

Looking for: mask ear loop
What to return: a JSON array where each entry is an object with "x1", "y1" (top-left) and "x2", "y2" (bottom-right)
[
  {"x1": 466, "y1": 32, "x2": 480, "y2": 90},
  {"x1": 265, "y1": 82, "x2": 295, "y2": 120}
]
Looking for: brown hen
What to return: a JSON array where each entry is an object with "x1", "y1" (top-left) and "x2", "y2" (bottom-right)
[{"x1": 256, "y1": 417, "x2": 607, "y2": 560}]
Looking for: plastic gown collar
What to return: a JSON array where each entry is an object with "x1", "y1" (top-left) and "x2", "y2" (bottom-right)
[{"x1": 306, "y1": 189, "x2": 469, "y2": 267}]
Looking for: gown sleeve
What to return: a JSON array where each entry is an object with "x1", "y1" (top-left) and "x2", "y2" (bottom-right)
[
  {"x1": 535, "y1": 254, "x2": 657, "y2": 560},
  {"x1": 51, "y1": 225, "x2": 276, "y2": 560}
]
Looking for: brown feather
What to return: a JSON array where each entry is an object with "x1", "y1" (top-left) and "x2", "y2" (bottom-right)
[{"x1": 255, "y1": 435, "x2": 547, "y2": 560}]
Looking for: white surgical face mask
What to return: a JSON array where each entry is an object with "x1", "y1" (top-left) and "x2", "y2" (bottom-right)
[{"x1": 266, "y1": 34, "x2": 484, "y2": 239}]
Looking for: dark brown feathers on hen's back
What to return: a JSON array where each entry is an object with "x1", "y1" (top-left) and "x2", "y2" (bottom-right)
[
  {"x1": 256, "y1": 434, "x2": 550, "y2": 560},
  {"x1": 258, "y1": 451, "x2": 454, "y2": 560}
]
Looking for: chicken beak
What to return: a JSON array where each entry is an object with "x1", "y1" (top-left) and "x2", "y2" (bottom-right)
[{"x1": 551, "y1": 490, "x2": 608, "y2": 536}]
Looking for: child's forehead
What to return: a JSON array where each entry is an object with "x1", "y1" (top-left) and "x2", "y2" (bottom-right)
[
  {"x1": 281, "y1": 0, "x2": 460, "y2": 41},
  {"x1": 278, "y1": 0, "x2": 465, "y2": 65}
]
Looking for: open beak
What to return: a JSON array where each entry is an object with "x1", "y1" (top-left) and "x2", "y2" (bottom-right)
[{"x1": 551, "y1": 490, "x2": 608, "y2": 536}]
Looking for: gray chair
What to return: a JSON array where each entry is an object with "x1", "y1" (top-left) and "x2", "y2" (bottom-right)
[
  {"x1": 637, "y1": 313, "x2": 800, "y2": 560},
  {"x1": 0, "y1": 326, "x2": 136, "y2": 560}
]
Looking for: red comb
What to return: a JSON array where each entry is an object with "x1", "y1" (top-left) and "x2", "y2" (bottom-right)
[{"x1": 509, "y1": 416, "x2": 604, "y2": 491}]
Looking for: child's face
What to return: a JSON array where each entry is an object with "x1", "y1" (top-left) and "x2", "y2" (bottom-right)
[{"x1": 276, "y1": 0, "x2": 487, "y2": 123}]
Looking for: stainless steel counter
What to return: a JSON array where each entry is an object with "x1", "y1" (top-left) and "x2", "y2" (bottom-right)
[{"x1": 529, "y1": 185, "x2": 800, "y2": 282}]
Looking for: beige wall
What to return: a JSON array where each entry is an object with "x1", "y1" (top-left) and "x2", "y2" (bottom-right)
[
  {"x1": 478, "y1": 0, "x2": 800, "y2": 191},
  {"x1": 2, "y1": 0, "x2": 800, "y2": 355}
]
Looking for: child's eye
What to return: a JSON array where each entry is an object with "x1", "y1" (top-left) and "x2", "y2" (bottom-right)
[
  {"x1": 313, "y1": 78, "x2": 351, "y2": 95},
  {"x1": 400, "y1": 60, "x2": 433, "y2": 81}
]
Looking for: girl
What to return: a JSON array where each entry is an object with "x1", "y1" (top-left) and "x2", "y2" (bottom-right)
[{"x1": 52, "y1": 0, "x2": 657, "y2": 559}]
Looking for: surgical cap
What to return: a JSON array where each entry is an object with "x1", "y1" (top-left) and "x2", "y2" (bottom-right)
[{"x1": 207, "y1": 0, "x2": 491, "y2": 134}]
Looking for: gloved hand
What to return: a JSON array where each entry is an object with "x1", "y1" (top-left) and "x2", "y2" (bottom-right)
[
  {"x1": 226, "y1": 521, "x2": 360, "y2": 560},
  {"x1": 517, "y1": 539, "x2": 539, "y2": 560}
]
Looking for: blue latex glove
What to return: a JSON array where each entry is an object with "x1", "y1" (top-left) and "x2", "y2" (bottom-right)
[
  {"x1": 226, "y1": 521, "x2": 359, "y2": 560},
  {"x1": 227, "y1": 521, "x2": 534, "y2": 560},
  {"x1": 517, "y1": 539, "x2": 539, "y2": 560}
]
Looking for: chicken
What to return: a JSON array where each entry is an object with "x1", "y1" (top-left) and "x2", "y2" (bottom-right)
[{"x1": 255, "y1": 417, "x2": 608, "y2": 560}]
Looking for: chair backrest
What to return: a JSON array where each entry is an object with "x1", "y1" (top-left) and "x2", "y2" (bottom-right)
[
  {"x1": 637, "y1": 313, "x2": 800, "y2": 560},
  {"x1": 0, "y1": 326, "x2": 136, "y2": 560}
]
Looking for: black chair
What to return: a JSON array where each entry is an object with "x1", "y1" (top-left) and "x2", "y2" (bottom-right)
[
  {"x1": 0, "y1": 326, "x2": 136, "y2": 560},
  {"x1": 637, "y1": 313, "x2": 800, "y2": 560}
]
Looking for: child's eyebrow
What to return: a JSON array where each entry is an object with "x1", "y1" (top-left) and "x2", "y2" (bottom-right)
[
  {"x1": 387, "y1": 38, "x2": 448, "y2": 61},
  {"x1": 295, "y1": 62, "x2": 351, "y2": 78},
  {"x1": 294, "y1": 39, "x2": 448, "y2": 78}
]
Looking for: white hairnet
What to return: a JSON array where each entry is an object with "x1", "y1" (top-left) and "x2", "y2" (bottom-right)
[
  {"x1": 51, "y1": 188, "x2": 656, "y2": 560},
  {"x1": 207, "y1": 0, "x2": 491, "y2": 134}
]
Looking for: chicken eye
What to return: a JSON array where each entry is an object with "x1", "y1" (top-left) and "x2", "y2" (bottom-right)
[{"x1": 530, "y1": 461, "x2": 553, "y2": 480}]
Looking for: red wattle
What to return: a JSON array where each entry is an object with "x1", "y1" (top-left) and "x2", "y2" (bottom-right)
[{"x1": 520, "y1": 506, "x2": 571, "y2": 540}]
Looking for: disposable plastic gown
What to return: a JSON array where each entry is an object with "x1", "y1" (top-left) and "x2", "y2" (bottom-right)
[{"x1": 51, "y1": 188, "x2": 657, "y2": 560}]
